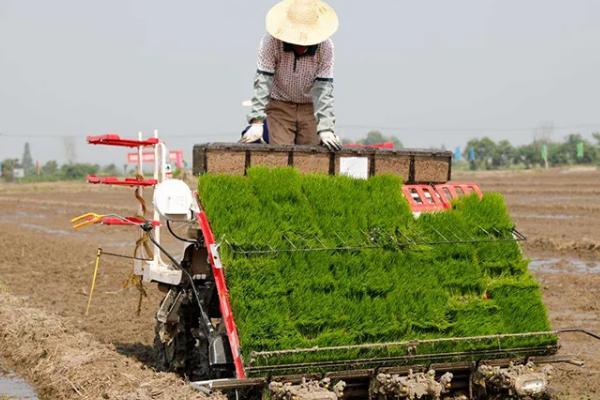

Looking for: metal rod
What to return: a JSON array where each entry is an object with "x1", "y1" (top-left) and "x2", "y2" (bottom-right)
[
  {"x1": 100, "y1": 250, "x2": 153, "y2": 262},
  {"x1": 556, "y1": 328, "x2": 600, "y2": 341},
  {"x1": 250, "y1": 331, "x2": 558, "y2": 359},
  {"x1": 225, "y1": 225, "x2": 527, "y2": 255}
]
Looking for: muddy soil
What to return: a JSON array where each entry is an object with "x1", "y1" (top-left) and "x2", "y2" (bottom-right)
[
  {"x1": 455, "y1": 168, "x2": 600, "y2": 399},
  {"x1": 0, "y1": 169, "x2": 598, "y2": 399}
]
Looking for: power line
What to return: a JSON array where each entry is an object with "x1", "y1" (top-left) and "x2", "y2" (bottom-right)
[
  {"x1": 337, "y1": 123, "x2": 600, "y2": 132},
  {"x1": 0, "y1": 123, "x2": 600, "y2": 139},
  {"x1": 0, "y1": 132, "x2": 237, "y2": 139},
  {"x1": 2, "y1": 123, "x2": 600, "y2": 139}
]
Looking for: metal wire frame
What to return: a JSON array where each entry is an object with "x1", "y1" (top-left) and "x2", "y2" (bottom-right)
[
  {"x1": 224, "y1": 225, "x2": 526, "y2": 256},
  {"x1": 245, "y1": 331, "x2": 559, "y2": 374},
  {"x1": 249, "y1": 331, "x2": 555, "y2": 359},
  {"x1": 245, "y1": 346, "x2": 558, "y2": 375},
  {"x1": 244, "y1": 328, "x2": 600, "y2": 375}
]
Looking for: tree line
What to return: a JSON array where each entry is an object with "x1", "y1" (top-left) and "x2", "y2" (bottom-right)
[
  {"x1": 0, "y1": 142, "x2": 122, "y2": 182},
  {"x1": 346, "y1": 131, "x2": 600, "y2": 170},
  {"x1": 462, "y1": 133, "x2": 600, "y2": 170},
  {"x1": 2, "y1": 133, "x2": 599, "y2": 182}
]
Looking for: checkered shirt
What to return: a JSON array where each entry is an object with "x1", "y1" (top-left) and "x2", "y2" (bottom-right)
[{"x1": 256, "y1": 34, "x2": 334, "y2": 104}]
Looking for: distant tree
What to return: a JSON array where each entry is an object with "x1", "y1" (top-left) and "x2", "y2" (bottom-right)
[
  {"x1": 42, "y1": 160, "x2": 58, "y2": 175},
  {"x1": 492, "y1": 140, "x2": 515, "y2": 168},
  {"x1": 60, "y1": 163, "x2": 100, "y2": 180},
  {"x1": 464, "y1": 137, "x2": 496, "y2": 170},
  {"x1": 356, "y1": 130, "x2": 403, "y2": 149},
  {"x1": 535, "y1": 134, "x2": 592, "y2": 166},
  {"x1": 514, "y1": 142, "x2": 542, "y2": 168},
  {"x1": 21, "y1": 142, "x2": 34, "y2": 174},
  {"x1": 463, "y1": 133, "x2": 599, "y2": 170},
  {"x1": 1, "y1": 158, "x2": 19, "y2": 181},
  {"x1": 102, "y1": 163, "x2": 120, "y2": 176},
  {"x1": 569, "y1": 134, "x2": 594, "y2": 164}
]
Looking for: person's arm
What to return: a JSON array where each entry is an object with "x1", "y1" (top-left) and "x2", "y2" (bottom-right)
[
  {"x1": 312, "y1": 39, "x2": 336, "y2": 134},
  {"x1": 312, "y1": 78, "x2": 335, "y2": 134},
  {"x1": 312, "y1": 39, "x2": 340, "y2": 150},
  {"x1": 247, "y1": 35, "x2": 277, "y2": 123}
]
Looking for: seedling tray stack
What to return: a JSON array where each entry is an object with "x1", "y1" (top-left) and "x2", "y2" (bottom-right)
[
  {"x1": 197, "y1": 167, "x2": 556, "y2": 378},
  {"x1": 193, "y1": 143, "x2": 452, "y2": 183}
]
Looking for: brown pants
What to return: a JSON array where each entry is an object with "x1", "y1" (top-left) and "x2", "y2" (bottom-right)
[{"x1": 266, "y1": 99, "x2": 320, "y2": 145}]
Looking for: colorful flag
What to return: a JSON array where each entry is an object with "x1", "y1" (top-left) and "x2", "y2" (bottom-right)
[
  {"x1": 541, "y1": 144, "x2": 548, "y2": 162},
  {"x1": 454, "y1": 146, "x2": 462, "y2": 161},
  {"x1": 576, "y1": 142, "x2": 584, "y2": 159}
]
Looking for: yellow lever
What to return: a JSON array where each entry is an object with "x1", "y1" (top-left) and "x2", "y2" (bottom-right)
[
  {"x1": 71, "y1": 212, "x2": 104, "y2": 230},
  {"x1": 85, "y1": 248, "x2": 102, "y2": 316}
]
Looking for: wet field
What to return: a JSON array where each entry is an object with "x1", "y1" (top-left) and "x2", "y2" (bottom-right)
[{"x1": 0, "y1": 168, "x2": 598, "y2": 399}]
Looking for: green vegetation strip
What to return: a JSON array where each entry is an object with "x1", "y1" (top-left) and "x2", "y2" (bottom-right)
[{"x1": 198, "y1": 168, "x2": 554, "y2": 371}]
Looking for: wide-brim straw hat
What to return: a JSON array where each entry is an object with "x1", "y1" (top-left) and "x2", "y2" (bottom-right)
[{"x1": 266, "y1": 0, "x2": 339, "y2": 46}]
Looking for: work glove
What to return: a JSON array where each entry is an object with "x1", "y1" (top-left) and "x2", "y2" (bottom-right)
[
  {"x1": 319, "y1": 131, "x2": 342, "y2": 151},
  {"x1": 240, "y1": 123, "x2": 265, "y2": 144}
]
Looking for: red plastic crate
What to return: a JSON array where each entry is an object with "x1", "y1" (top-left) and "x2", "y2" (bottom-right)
[
  {"x1": 87, "y1": 175, "x2": 158, "y2": 187},
  {"x1": 435, "y1": 183, "x2": 483, "y2": 204},
  {"x1": 87, "y1": 134, "x2": 159, "y2": 147},
  {"x1": 402, "y1": 184, "x2": 448, "y2": 213}
]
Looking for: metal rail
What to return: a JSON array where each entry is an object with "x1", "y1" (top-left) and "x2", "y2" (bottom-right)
[
  {"x1": 249, "y1": 331, "x2": 557, "y2": 360},
  {"x1": 245, "y1": 345, "x2": 558, "y2": 375},
  {"x1": 225, "y1": 226, "x2": 526, "y2": 256},
  {"x1": 245, "y1": 328, "x2": 600, "y2": 375}
]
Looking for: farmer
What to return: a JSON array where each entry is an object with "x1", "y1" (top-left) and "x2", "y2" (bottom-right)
[{"x1": 241, "y1": 0, "x2": 342, "y2": 151}]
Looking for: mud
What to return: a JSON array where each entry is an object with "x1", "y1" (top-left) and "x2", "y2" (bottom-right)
[
  {"x1": 455, "y1": 168, "x2": 600, "y2": 399},
  {"x1": 529, "y1": 258, "x2": 600, "y2": 274},
  {"x1": 0, "y1": 290, "x2": 202, "y2": 400},
  {"x1": 0, "y1": 169, "x2": 598, "y2": 399}
]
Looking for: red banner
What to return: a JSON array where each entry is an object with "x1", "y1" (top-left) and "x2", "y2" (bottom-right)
[{"x1": 127, "y1": 150, "x2": 184, "y2": 168}]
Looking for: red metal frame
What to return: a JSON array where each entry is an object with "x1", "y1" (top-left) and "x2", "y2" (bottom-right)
[
  {"x1": 402, "y1": 184, "x2": 448, "y2": 213},
  {"x1": 195, "y1": 203, "x2": 246, "y2": 379},
  {"x1": 87, "y1": 175, "x2": 158, "y2": 187},
  {"x1": 434, "y1": 183, "x2": 483, "y2": 205},
  {"x1": 127, "y1": 150, "x2": 185, "y2": 169},
  {"x1": 87, "y1": 134, "x2": 159, "y2": 147}
]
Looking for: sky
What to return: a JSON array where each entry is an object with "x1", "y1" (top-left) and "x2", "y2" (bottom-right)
[{"x1": 1, "y1": 0, "x2": 599, "y2": 165}]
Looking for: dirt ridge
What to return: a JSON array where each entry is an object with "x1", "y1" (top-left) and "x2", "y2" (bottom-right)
[{"x1": 0, "y1": 288, "x2": 204, "y2": 400}]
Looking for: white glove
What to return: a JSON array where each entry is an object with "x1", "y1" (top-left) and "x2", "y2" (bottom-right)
[
  {"x1": 240, "y1": 123, "x2": 265, "y2": 144},
  {"x1": 319, "y1": 131, "x2": 342, "y2": 151}
]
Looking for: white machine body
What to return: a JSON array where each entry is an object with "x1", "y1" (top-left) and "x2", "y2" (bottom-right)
[{"x1": 153, "y1": 179, "x2": 195, "y2": 222}]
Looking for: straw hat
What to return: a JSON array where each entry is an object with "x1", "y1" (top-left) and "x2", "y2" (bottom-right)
[{"x1": 266, "y1": 0, "x2": 339, "y2": 46}]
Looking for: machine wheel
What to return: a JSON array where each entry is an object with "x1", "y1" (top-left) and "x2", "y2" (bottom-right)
[{"x1": 154, "y1": 295, "x2": 212, "y2": 381}]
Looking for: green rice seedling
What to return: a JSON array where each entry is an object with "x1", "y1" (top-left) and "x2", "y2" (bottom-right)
[{"x1": 198, "y1": 168, "x2": 554, "y2": 372}]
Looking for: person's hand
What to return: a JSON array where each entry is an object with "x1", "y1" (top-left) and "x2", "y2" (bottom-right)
[
  {"x1": 240, "y1": 123, "x2": 265, "y2": 144},
  {"x1": 319, "y1": 131, "x2": 342, "y2": 151}
]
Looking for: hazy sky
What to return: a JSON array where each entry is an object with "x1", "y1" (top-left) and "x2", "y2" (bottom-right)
[{"x1": 1, "y1": 0, "x2": 599, "y2": 165}]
